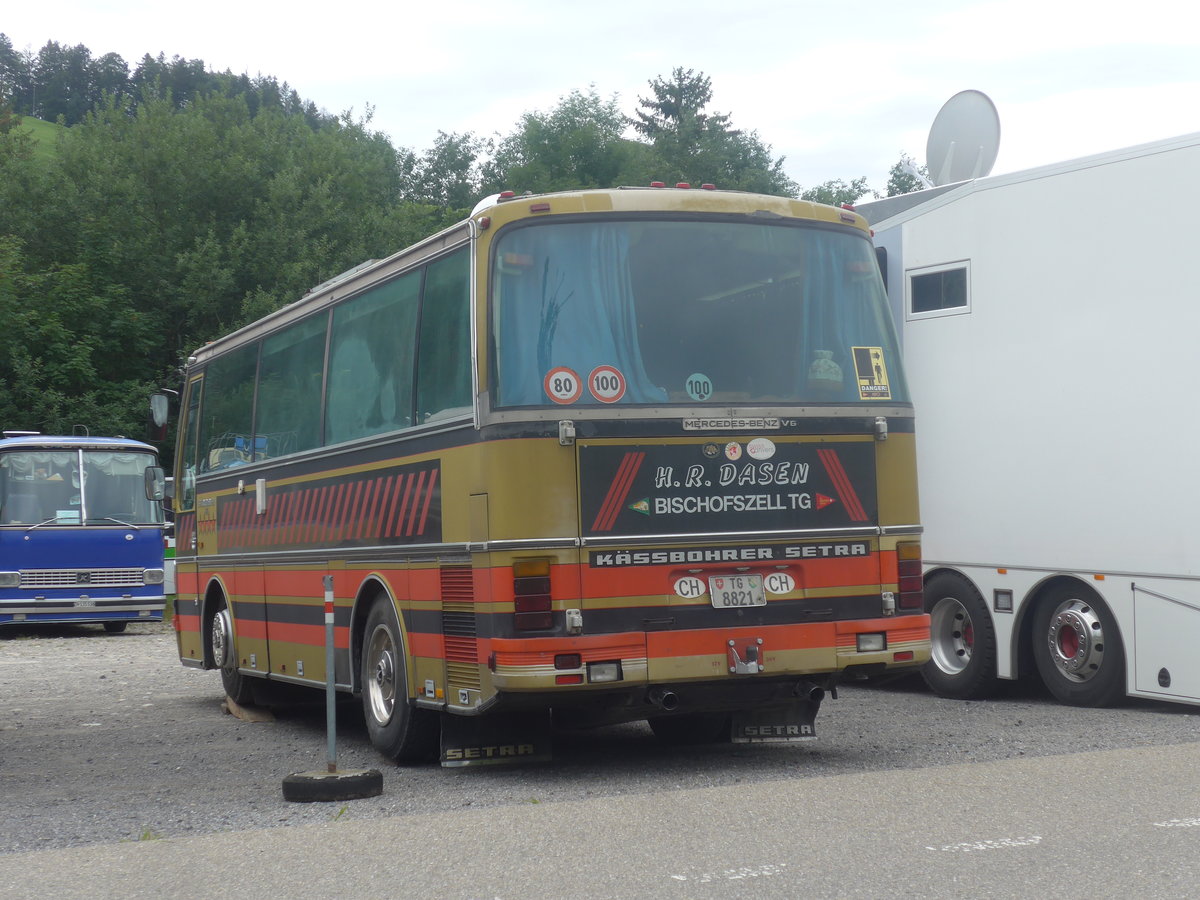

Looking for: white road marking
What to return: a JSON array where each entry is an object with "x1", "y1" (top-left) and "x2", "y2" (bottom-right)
[{"x1": 927, "y1": 835, "x2": 1042, "y2": 852}]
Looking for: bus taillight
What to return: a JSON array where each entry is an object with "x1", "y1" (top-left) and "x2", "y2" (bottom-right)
[
  {"x1": 897, "y1": 542, "x2": 924, "y2": 611},
  {"x1": 513, "y1": 559, "x2": 552, "y2": 630}
]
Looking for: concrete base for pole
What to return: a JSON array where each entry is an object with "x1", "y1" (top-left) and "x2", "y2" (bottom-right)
[{"x1": 281, "y1": 768, "x2": 384, "y2": 803}]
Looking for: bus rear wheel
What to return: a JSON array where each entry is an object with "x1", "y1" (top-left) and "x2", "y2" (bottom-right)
[
  {"x1": 210, "y1": 599, "x2": 254, "y2": 706},
  {"x1": 361, "y1": 596, "x2": 438, "y2": 763},
  {"x1": 102, "y1": 621, "x2": 127, "y2": 634},
  {"x1": 921, "y1": 572, "x2": 998, "y2": 700},
  {"x1": 1032, "y1": 583, "x2": 1125, "y2": 707}
]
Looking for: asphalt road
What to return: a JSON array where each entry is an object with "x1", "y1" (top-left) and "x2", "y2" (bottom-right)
[{"x1": 3, "y1": 622, "x2": 1200, "y2": 898}]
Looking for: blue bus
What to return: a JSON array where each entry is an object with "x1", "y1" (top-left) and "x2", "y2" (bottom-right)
[{"x1": 0, "y1": 433, "x2": 167, "y2": 632}]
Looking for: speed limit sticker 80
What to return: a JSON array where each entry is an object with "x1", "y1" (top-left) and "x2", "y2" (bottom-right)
[{"x1": 544, "y1": 367, "x2": 583, "y2": 404}]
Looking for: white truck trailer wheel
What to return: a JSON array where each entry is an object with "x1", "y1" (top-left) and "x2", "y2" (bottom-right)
[
  {"x1": 921, "y1": 571, "x2": 998, "y2": 700},
  {"x1": 1032, "y1": 583, "x2": 1126, "y2": 707}
]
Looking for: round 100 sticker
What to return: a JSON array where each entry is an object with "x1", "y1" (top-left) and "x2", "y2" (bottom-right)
[
  {"x1": 544, "y1": 367, "x2": 582, "y2": 404},
  {"x1": 588, "y1": 365, "x2": 627, "y2": 403}
]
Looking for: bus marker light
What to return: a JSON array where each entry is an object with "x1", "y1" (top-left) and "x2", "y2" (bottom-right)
[
  {"x1": 529, "y1": 203, "x2": 551, "y2": 213},
  {"x1": 650, "y1": 181, "x2": 665, "y2": 187},
  {"x1": 588, "y1": 661, "x2": 622, "y2": 683},
  {"x1": 893, "y1": 650, "x2": 914, "y2": 662},
  {"x1": 857, "y1": 633, "x2": 886, "y2": 652},
  {"x1": 554, "y1": 653, "x2": 581, "y2": 670},
  {"x1": 676, "y1": 183, "x2": 691, "y2": 189},
  {"x1": 701, "y1": 183, "x2": 716, "y2": 190},
  {"x1": 555, "y1": 674, "x2": 584, "y2": 685}
]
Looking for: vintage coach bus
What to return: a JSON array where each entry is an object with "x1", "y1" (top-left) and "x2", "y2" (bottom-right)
[{"x1": 166, "y1": 185, "x2": 928, "y2": 765}]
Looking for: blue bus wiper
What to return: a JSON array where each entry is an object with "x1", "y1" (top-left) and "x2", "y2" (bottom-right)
[
  {"x1": 26, "y1": 515, "x2": 70, "y2": 531},
  {"x1": 99, "y1": 516, "x2": 141, "y2": 529}
]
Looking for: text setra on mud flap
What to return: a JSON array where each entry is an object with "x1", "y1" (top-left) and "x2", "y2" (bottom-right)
[
  {"x1": 439, "y1": 709, "x2": 553, "y2": 767},
  {"x1": 731, "y1": 696, "x2": 822, "y2": 742}
]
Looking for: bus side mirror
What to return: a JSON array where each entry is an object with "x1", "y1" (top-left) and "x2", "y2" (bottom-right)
[
  {"x1": 145, "y1": 466, "x2": 166, "y2": 502},
  {"x1": 149, "y1": 393, "x2": 170, "y2": 442}
]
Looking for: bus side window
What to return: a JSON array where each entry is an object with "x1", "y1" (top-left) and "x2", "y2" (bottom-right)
[
  {"x1": 178, "y1": 377, "x2": 203, "y2": 510},
  {"x1": 325, "y1": 268, "x2": 420, "y2": 445},
  {"x1": 416, "y1": 249, "x2": 471, "y2": 423}
]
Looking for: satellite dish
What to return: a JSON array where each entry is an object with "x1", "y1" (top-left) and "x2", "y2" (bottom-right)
[{"x1": 925, "y1": 90, "x2": 1001, "y2": 186}]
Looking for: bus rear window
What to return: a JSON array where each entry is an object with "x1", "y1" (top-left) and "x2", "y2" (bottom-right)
[{"x1": 490, "y1": 218, "x2": 907, "y2": 408}]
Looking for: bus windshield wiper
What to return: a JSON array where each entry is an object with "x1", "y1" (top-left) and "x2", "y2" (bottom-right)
[
  {"x1": 26, "y1": 515, "x2": 70, "y2": 531},
  {"x1": 99, "y1": 516, "x2": 141, "y2": 529}
]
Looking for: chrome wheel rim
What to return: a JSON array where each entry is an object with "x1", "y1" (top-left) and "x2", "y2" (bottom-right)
[
  {"x1": 211, "y1": 608, "x2": 233, "y2": 669},
  {"x1": 929, "y1": 595, "x2": 974, "y2": 675},
  {"x1": 365, "y1": 623, "x2": 397, "y2": 726},
  {"x1": 1046, "y1": 599, "x2": 1104, "y2": 683}
]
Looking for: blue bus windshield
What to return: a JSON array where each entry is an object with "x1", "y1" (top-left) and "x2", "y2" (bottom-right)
[{"x1": 0, "y1": 449, "x2": 162, "y2": 526}]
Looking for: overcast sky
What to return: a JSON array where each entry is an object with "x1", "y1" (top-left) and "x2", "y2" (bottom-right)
[{"x1": 6, "y1": 0, "x2": 1199, "y2": 195}]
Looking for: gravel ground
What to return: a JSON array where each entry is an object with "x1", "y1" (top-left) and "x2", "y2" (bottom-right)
[{"x1": 3, "y1": 621, "x2": 1199, "y2": 853}]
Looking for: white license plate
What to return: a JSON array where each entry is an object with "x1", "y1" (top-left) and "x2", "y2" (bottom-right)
[{"x1": 708, "y1": 574, "x2": 766, "y2": 608}]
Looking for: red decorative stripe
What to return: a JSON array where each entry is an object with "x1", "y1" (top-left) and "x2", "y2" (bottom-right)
[
  {"x1": 592, "y1": 452, "x2": 644, "y2": 532},
  {"x1": 817, "y1": 448, "x2": 868, "y2": 522},
  {"x1": 416, "y1": 469, "x2": 438, "y2": 535}
]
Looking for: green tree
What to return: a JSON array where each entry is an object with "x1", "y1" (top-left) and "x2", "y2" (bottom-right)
[
  {"x1": 800, "y1": 177, "x2": 874, "y2": 207},
  {"x1": 483, "y1": 87, "x2": 633, "y2": 193},
  {"x1": 885, "y1": 153, "x2": 931, "y2": 196},
  {"x1": 401, "y1": 130, "x2": 487, "y2": 212},
  {"x1": 631, "y1": 67, "x2": 796, "y2": 195}
]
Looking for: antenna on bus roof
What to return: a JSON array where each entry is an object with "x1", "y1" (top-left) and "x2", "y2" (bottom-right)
[{"x1": 925, "y1": 90, "x2": 1001, "y2": 186}]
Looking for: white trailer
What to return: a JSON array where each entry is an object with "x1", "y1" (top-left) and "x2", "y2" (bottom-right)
[{"x1": 860, "y1": 132, "x2": 1200, "y2": 707}]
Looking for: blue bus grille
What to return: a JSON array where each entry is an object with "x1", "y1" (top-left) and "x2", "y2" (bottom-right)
[{"x1": 19, "y1": 568, "x2": 146, "y2": 589}]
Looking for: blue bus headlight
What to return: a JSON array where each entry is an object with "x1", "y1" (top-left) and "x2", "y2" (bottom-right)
[
  {"x1": 143, "y1": 568, "x2": 165, "y2": 585},
  {"x1": 0, "y1": 571, "x2": 19, "y2": 588}
]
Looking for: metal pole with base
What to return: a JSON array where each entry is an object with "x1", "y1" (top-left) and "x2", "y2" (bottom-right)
[{"x1": 282, "y1": 574, "x2": 383, "y2": 803}]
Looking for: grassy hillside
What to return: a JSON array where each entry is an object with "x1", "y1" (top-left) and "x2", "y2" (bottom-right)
[{"x1": 14, "y1": 116, "x2": 63, "y2": 161}]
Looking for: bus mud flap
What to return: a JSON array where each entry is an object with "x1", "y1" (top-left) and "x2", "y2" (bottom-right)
[
  {"x1": 731, "y1": 698, "x2": 821, "y2": 743},
  {"x1": 439, "y1": 710, "x2": 553, "y2": 767}
]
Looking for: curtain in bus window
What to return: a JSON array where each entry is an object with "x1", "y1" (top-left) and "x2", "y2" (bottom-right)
[
  {"x1": 798, "y1": 230, "x2": 909, "y2": 402},
  {"x1": 325, "y1": 269, "x2": 420, "y2": 445},
  {"x1": 493, "y1": 223, "x2": 665, "y2": 407},
  {"x1": 0, "y1": 452, "x2": 79, "y2": 524},
  {"x1": 81, "y1": 452, "x2": 160, "y2": 524}
]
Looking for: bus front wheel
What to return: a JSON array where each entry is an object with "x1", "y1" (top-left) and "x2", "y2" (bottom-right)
[
  {"x1": 211, "y1": 599, "x2": 254, "y2": 706},
  {"x1": 361, "y1": 596, "x2": 438, "y2": 763},
  {"x1": 921, "y1": 572, "x2": 998, "y2": 700},
  {"x1": 1032, "y1": 583, "x2": 1126, "y2": 707}
]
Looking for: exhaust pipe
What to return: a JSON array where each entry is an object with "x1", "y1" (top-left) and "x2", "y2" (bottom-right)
[
  {"x1": 648, "y1": 688, "x2": 680, "y2": 711},
  {"x1": 795, "y1": 681, "x2": 825, "y2": 704}
]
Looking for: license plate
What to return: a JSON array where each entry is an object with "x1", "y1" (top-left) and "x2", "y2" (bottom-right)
[{"x1": 708, "y1": 574, "x2": 766, "y2": 608}]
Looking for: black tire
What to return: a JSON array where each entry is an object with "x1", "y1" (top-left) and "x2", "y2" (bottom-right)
[
  {"x1": 209, "y1": 598, "x2": 255, "y2": 706},
  {"x1": 281, "y1": 769, "x2": 383, "y2": 803},
  {"x1": 102, "y1": 621, "x2": 128, "y2": 634},
  {"x1": 1031, "y1": 582, "x2": 1126, "y2": 707},
  {"x1": 361, "y1": 596, "x2": 439, "y2": 763},
  {"x1": 647, "y1": 712, "x2": 731, "y2": 745},
  {"x1": 920, "y1": 572, "x2": 999, "y2": 700}
]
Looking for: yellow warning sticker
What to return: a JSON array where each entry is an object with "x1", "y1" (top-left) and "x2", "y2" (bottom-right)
[{"x1": 851, "y1": 347, "x2": 891, "y2": 400}]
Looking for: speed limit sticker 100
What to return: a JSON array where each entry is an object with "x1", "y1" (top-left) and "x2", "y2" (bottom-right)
[{"x1": 588, "y1": 365, "x2": 626, "y2": 403}]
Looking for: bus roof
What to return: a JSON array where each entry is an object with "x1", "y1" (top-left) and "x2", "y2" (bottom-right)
[
  {"x1": 185, "y1": 186, "x2": 870, "y2": 366},
  {"x1": 0, "y1": 434, "x2": 158, "y2": 453}
]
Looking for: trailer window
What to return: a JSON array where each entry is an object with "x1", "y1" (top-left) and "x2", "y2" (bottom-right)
[{"x1": 908, "y1": 262, "x2": 969, "y2": 318}]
